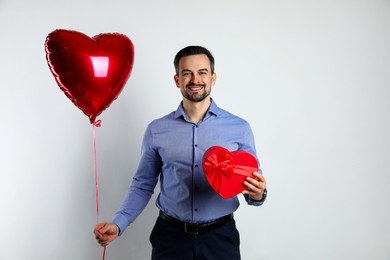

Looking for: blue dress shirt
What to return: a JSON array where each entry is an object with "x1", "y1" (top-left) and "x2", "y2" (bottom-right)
[{"x1": 113, "y1": 100, "x2": 263, "y2": 235}]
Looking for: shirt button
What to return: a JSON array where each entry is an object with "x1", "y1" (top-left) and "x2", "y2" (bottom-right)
[
  {"x1": 194, "y1": 186, "x2": 198, "y2": 190},
  {"x1": 194, "y1": 144, "x2": 198, "y2": 147},
  {"x1": 195, "y1": 164, "x2": 198, "y2": 168},
  {"x1": 194, "y1": 208, "x2": 198, "y2": 211}
]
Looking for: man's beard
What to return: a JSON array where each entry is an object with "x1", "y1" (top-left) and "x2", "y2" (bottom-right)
[{"x1": 182, "y1": 84, "x2": 211, "y2": 102}]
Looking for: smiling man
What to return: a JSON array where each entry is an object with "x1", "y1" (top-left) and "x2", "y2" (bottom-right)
[
  {"x1": 175, "y1": 53, "x2": 215, "y2": 104},
  {"x1": 94, "y1": 46, "x2": 267, "y2": 259}
]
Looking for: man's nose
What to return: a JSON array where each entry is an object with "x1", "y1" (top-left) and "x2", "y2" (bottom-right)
[{"x1": 190, "y1": 74, "x2": 200, "y2": 83}]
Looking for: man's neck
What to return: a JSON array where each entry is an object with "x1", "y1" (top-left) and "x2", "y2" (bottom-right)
[{"x1": 182, "y1": 97, "x2": 211, "y2": 124}]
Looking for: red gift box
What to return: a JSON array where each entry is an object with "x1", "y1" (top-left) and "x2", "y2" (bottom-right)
[{"x1": 202, "y1": 146, "x2": 258, "y2": 199}]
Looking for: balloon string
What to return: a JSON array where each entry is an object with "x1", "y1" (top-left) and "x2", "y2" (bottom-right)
[
  {"x1": 92, "y1": 120, "x2": 101, "y2": 221},
  {"x1": 102, "y1": 246, "x2": 106, "y2": 260},
  {"x1": 92, "y1": 120, "x2": 107, "y2": 260}
]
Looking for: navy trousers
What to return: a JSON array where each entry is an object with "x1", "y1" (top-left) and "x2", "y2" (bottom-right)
[{"x1": 149, "y1": 217, "x2": 241, "y2": 260}]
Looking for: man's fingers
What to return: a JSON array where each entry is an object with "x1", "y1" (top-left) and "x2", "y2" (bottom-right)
[
  {"x1": 252, "y1": 172, "x2": 266, "y2": 184},
  {"x1": 96, "y1": 223, "x2": 114, "y2": 236},
  {"x1": 246, "y1": 172, "x2": 266, "y2": 189},
  {"x1": 94, "y1": 223, "x2": 117, "y2": 247},
  {"x1": 243, "y1": 172, "x2": 266, "y2": 200},
  {"x1": 245, "y1": 180, "x2": 260, "y2": 192},
  {"x1": 257, "y1": 174, "x2": 266, "y2": 185},
  {"x1": 94, "y1": 223, "x2": 105, "y2": 235},
  {"x1": 99, "y1": 223, "x2": 111, "y2": 234},
  {"x1": 96, "y1": 235, "x2": 110, "y2": 246}
]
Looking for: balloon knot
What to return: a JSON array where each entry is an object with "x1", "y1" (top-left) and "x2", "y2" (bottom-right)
[{"x1": 93, "y1": 120, "x2": 102, "y2": 127}]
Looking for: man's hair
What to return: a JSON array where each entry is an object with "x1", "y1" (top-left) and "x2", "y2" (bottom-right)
[{"x1": 174, "y1": 46, "x2": 215, "y2": 75}]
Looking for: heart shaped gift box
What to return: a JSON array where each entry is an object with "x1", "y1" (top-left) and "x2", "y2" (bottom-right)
[{"x1": 202, "y1": 146, "x2": 258, "y2": 199}]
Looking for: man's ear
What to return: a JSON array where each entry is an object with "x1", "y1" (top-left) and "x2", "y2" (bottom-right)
[
  {"x1": 212, "y1": 72, "x2": 217, "y2": 86},
  {"x1": 174, "y1": 74, "x2": 180, "y2": 88}
]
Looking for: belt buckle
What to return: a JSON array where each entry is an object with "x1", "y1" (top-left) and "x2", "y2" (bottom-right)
[{"x1": 184, "y1": 223, "x2": 199, "y2": 235}]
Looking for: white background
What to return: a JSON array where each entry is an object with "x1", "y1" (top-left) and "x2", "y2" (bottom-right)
[{"x1": 1, "y1": 0, "x2": 389, "y2": 259}]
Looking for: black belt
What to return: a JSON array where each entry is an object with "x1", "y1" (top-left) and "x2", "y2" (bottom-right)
[{"x1": 158, "y1": 211, "x2": 233, "y2": 235}]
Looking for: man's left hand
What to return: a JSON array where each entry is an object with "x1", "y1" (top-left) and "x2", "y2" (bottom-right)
[{"x1": 242, "y1": 172, "x2": 267, "y2": 201}]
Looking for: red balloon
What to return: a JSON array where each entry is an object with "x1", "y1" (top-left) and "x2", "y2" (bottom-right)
[
  {"x1": 45, "y1": 29, "x2": 135, "y2": 124},
  {"x1": 203, "y1": 146, "x2": 258, "y2": 199}
]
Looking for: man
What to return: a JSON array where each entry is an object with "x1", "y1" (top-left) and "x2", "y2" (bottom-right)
[{"x1": 94, "y1": 46, "x2": 267, "y2": 259}]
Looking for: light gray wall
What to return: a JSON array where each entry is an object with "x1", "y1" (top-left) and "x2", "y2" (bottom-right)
[{"x1": 1, "y1": 0, "x2": 389, "y2": 259}]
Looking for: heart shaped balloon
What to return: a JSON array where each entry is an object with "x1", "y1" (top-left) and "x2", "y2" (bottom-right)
[
  {"x1": 45, "y1": 29, "x2": 135, "y2": 124},
  {"x1": 202, "y1": 146, "x2": 258, "y2": 200}
]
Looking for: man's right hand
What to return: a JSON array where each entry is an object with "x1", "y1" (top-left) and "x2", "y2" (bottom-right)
[{"x1": 93, "y1": 222, "x2": 119, "y2": 247}]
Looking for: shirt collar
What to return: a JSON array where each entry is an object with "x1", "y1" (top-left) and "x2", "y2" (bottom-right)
[{"x1": 174, "y1": 98, "x2": 220, "y2": 120}]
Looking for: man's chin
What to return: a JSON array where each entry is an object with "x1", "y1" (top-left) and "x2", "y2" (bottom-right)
[{"x1": 186, "y1": 94, "x2": 209, "y2": 102}]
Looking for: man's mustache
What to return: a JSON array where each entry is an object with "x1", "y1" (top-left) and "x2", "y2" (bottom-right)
[{"x1": 186, "y1": 83, "x2": 206, "y2": 88}]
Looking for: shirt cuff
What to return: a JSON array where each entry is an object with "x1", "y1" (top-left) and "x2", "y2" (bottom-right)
[
  {"x1": 247, "y1": 196, "x2": 265, "y2": 206},
  {"x1": 112, "y1": 214, "x2": 130, "y2": 236},
  {"x1": 245, "y1": 188, "x2": 267, "y2": 206}
]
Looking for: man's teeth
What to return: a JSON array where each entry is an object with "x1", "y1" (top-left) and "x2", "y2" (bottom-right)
[{"x1": 189, "y1": 86, "x2": 202, "y2": 90}]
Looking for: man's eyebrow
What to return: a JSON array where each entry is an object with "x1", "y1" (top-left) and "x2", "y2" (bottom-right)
[{"x1": 180, "y1": 68, "x2": 209, "y2": 74}]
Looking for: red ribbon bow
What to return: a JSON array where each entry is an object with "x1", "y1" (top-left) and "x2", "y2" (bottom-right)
[{"x1": 205, "y1": 149, "x2": 234, "y2": 179}]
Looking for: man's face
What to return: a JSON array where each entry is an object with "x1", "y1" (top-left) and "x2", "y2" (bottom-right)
[{"x1": 174, "y1": 54, "x2": 216, "y2": 103}]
